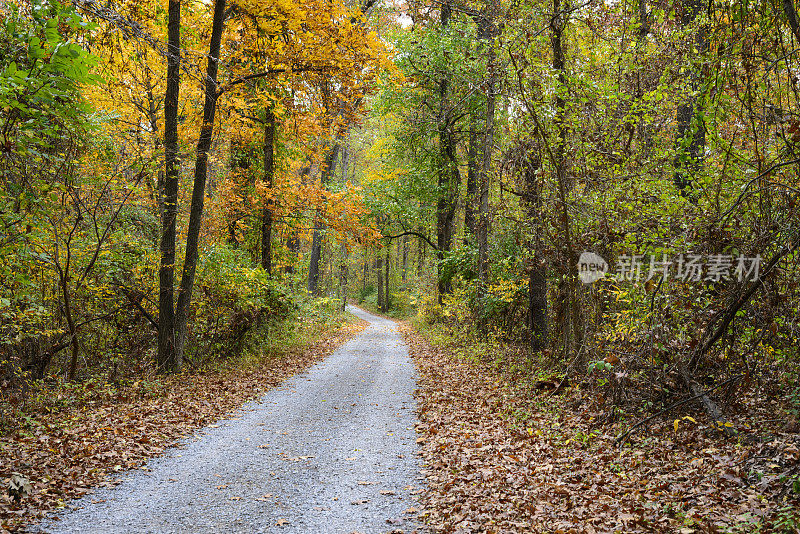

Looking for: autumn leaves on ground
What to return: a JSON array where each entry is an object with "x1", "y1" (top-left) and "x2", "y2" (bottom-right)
[
  {"x1": 0, "y1": 316, "x2": 367, "y2": 532},
  {"x1": 5, "y1": 312, "x2": 799, "y2": 533},
  {"x1": 403, "y1": 323, "x2": 800, "y2": 533}
]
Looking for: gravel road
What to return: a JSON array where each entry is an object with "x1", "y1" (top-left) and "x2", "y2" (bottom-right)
[{"x1": 36, "y1": 306, "x2": 423, "y2": 534}]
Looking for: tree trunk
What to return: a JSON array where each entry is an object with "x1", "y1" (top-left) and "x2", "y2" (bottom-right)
[
  {"x1": 261, "y1": 107, "x2": 276, "y2": 274},
  {"x1": 341, "y1": 144, "x2": 352, "y2": 300},
  {"x1": 173, "y1": 0, "x2": 227, "y2": 365},
  {"x1": 633, "y1": 0, "x2": 652, "y2": 153},
  {"x1": 529, "y1": 264, "x2": 548, "y2": 351},
  {"x1": 784, "y1": 0, "x2": 800, "y2": 42},
  {"x1": 227, "y1": 220, "x2": 239, "y2": 247},
  {"x1": 307, "y1": 144, "x2": 341, "y2": 296},
  {"x1": 417, "y1": 225, "x2": 425, "y2": 276},
  {"x1": 362, "y1": 249, "x2": 369, "y2": 295},
  {"x1": 436, "y1": 1, "x2": 460, "y2": 303},
  {"x1": 226, "y1": 139, "x2": 248, "y2": 248},
  {"x1": 285, "y1": 232, "x2": 299, "y2": 274},
  {"x1": 157, "y1": 0, "x2": 181, "y2": 373},
  {"x1": 376, "y1": 253, "x2": 384, "y2": 310},
  {"x1": 338, "y1": 141, "x2": 350, "y2": 309},
  {"x1": 465, "y1": 116, "x2": 478, "y2": 241},
  {"x1": 308, "y1": 219, "x2": 324, "y2": 295},
  {"x1": 339, "y1": 240, "x2": 348, "y2": 311},
  {"x1": 402, "y1": 235, "x2": 408, "y2": 284},
  {"x1": 383, "y1": 246, "x2": 390, "y2": 312},
  {"x1": 524, "y1": 151, "x2": 548, "y2": 352},
  {"x1": 551, "y1": 0, "x2": 583, "y2": 357},
  {"x1": 477, "y1": 5, "x2": 497, "y2": 292},
  {"x1": 61, "y1": 267, "x2": 80, "y2": 381},
  {"x1": 673, "y1": 0, "x2": 707, "y2": 194},
  {"x1": 340, "y1": 140, "x2": 349, "y2": 182},
  {"x1": 339, "y1": 261, "x2": 348, "y2": 311},
  {"x1": 551, "y1": 0, "x2": 568, "y2": 192}
]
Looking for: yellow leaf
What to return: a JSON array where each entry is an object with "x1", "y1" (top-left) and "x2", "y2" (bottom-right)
[{"x1": 674, "y1": 418, "x2": 680, "y2": 432}]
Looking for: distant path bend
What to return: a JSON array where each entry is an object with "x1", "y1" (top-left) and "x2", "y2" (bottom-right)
[{"x1": 39, "y1": 305, "x2": 422, "y2": 534}]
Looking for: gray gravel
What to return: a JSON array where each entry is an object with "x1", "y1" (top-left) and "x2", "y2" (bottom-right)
[{"x1": 36, "y1": 306, "x2": 423, "y2": 534}]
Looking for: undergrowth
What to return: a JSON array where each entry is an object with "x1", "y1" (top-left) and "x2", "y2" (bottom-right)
[
  {"x1": 1, "y1": 295, "x2": 354, "y2": 435},
  {"x1": 409, "y1": 312, "x2": 800, "y2": 533},
  {"x1": 1, "y1": 297, "x2": 365, "y2": 532}
]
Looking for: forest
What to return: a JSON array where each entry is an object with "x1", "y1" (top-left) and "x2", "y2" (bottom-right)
[{"x1": 1, "y1": 0, "x2": 799, "y2": 531}]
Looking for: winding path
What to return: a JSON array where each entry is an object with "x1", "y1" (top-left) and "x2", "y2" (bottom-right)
[{"x1": 38, "y1": 306, "x2": 422, "y2": 534}]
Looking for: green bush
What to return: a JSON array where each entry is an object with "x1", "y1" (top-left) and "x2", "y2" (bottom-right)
[
  {"x1": 357, "y1": 284, "x2": 376, "y2": 303},
  {"x1": 187, "y1": 244, "x2": 296, "y2": 364}
]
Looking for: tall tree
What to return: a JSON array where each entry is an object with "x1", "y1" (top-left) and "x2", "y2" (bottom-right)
[
  {"x1": 376, "y1": 252, "x2": 384, "y2": 309},
  {"x1": 401, "y1": 235, "x2": 409, "y2": 283},
  {"x1": 173, "y1": 0, "x2": 228, "y2": 366},
  {"x1": 477, "y1": 3, "x2": 498, "y2": 300},
  {"x1": 465, "y1": 116, "x2": 479, "y2": 240},
  {"x1": 520, "y1": 0, "x2": 581, "y2": 357},
  {"x1": 524, "y1": 148, "x2": 547, "y2": 351},
  {"x1": 382, "y1": 245, "x2": 390, "y2": 312},
  {"x1": 338, "y1": 240, "x2": 349, "y2": 311},
  {"x1": 261, "y1": 107, "x2": 276, "y2": 274},
  {"x1": 673, "y1": 0, "x2": 707, "y2": 194},
  {"x1": 436, "y1": 0, "x2": 461, "y2": 302},
  {"x1": 157, "y1": 0, "x2": 181, "y2": 372},
  {"x1": 308, "y1": 140, "x2": 341, "y2": 295}
]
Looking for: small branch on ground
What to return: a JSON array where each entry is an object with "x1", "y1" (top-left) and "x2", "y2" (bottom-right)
[{"x1": 615, "y1": 374, "x2": 743, "y2": 446}]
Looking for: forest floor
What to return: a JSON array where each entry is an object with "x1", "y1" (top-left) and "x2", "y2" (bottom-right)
[
  {"x1": 5, "y1": 308, "x2": 799, "y2": 533},
  {"x1": 401, "y1": 322, "x2": 800, "y2": 534},
  {"x1": 1, "y1": 313, "x2": 368, "y2": 533}
]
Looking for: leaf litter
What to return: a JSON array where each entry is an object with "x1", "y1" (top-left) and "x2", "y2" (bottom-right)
[
  {"x1": 0, "y1": 320, "x2": 367, "y2": 533},
  {"x1": 399, "y1": 323, "x2": 800, "y2": 533}
]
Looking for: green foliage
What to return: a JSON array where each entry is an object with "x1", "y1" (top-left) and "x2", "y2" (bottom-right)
[
  {"x1": 440, "y1": 244, "x2": 477, "y2": 283},
  {"x1": 187, "y1": 244, "x2": 296, "y2": 363},
  {"x1": 787, "y1": 386, "x2": 800, "y2": 420},
  {"x1": 587, "y1": 360, "x2": 614, "y2": 374},
  {"x1": 385, "y1": 290, "x2": 414, "y2": 318},
  {"x1": 1, "y1": 0, "x2": 103, "y2": 358},
  {"x1": 0, "y1": 0, "x2": 99, "y2": 160},
  {"x1": 772, "y1": 505, "x2": 800, "y2": 533},
  {"x1": 356, "y1": 283, "x2": 376, "y2": 303},
  {"x1": 433, "y1": 237, "x2": 529, "y2": 338},
  {"x1": 198, "y1": 245, "x2": 293, "y2": 315}
]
